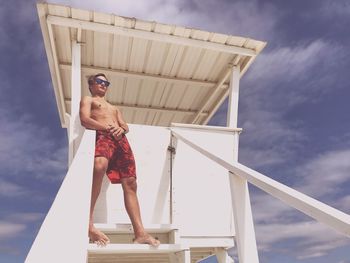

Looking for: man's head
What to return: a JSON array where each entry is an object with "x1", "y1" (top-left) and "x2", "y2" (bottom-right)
[{"x1": 88, "y1": 73, "x2": 110, "y2": 95}]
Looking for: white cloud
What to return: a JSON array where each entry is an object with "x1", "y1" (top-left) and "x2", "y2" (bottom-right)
[
  {"x1": 250, "y1": 147, "x2": 350, "y2": 260},
  {"x1": 295, "y1": 149, "x2": 350, "y2": 199},
  {"x1": 0, "y1": 107, "x2": 67, "y2": 181},
  {"x1": 0, "y1": 221, "x2": 26, "y2": 239},
  {"x1": 251, "y1": 191, "x2": 350, "y2": 260},
  {"x1": 5, "y1": 213, "x2": 45, "y2": 223},
  {"x1": 0, "y1": 179, "x2": 28, "y2": 197}
]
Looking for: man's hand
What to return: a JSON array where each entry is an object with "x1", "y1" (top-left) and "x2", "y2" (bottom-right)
[{"x1": 107, "y1": 124, "x2": 124, "y2": 140}]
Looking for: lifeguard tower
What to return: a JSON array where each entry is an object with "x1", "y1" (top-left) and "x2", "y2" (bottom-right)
[{"x1": 27, "y1": 3, "x2": 350, "y2": 263}]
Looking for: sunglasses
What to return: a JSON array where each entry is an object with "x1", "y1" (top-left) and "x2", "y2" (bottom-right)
[{"x1": 95, "y1": 78, "x2": 110, "y2": 87}]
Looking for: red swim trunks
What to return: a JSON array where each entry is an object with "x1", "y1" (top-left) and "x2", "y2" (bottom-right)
[{"x1": 95, "y1": 131, "x2": 136, "y2": 184}]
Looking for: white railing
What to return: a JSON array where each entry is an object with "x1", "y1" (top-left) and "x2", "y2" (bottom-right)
[
  {"x1": 171, "y1": 129, "x2": 350, "y2": 237},
  {"x1": 25, "y1": 129, "x2": 96, "y2": 263}
]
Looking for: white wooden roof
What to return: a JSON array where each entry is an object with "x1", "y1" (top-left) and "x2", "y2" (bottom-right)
[{"x1": 37, "y1": 3, "x2": 266, "y2": 127}]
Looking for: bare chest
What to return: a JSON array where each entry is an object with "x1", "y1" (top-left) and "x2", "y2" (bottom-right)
[{"x1": 91, "y1": 99, "x2": 116, "y2": 117}]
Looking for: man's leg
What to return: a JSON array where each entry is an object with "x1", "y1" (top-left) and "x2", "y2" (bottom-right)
[
  {"x1": 89, "y1": 157, "x2": 110, "y2": 245},
  {"x1": 121, "y1": 177, "x2": 160, "y2": 246}
]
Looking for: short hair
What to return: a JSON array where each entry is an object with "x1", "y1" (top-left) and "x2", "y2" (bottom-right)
[{"x1": 87, "y1": 73, "x2": 108, "y2": 93}]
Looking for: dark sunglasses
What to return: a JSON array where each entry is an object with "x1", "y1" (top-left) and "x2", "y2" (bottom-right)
[{"x1": 95, "y1": 78, "x2": 110, "y2": 87}]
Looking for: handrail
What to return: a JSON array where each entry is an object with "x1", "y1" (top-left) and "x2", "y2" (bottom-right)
[
  {"x1": 171, "y1": 129, "x2": 350, "y2": 237},
  {"x1": 25, "y1": 129, "x2": 96, "y2": 263}
]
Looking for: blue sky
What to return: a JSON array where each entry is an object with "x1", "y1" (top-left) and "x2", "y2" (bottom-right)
[{"x1": 0, "y1": 0, "x2": 349, "y2": 262}]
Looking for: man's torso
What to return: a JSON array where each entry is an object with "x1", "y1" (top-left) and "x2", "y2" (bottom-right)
[{"x1": 90, "y1": 97, "x2": 120, "y2": 127}]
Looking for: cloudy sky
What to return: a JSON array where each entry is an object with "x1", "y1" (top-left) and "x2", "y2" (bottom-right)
[{"x1": 0, "y1": 0, "x2": 349, "y2": 262}]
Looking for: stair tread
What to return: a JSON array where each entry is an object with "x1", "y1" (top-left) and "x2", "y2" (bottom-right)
[
  {"x1": 88, "y1": 244, "x2": 188, "y2": 254},
  {"x1": 94, "y1": 223, "x2": 179, "y2": 233}
]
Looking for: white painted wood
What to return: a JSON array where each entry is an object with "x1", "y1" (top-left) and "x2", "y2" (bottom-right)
[
  {"x1": 45, "y1": 19, "x2": 67, "y2": 126},
  {"x1": 93, "y1": 124, "x2": 171, "y2": 224},
  {"x1": 65, "y1": 98, "x2": 207, "y2": 116},
  {"x1": 226, "y1": 66, "x2": 240, "y2": 128},
  {"x1": 47, "y1": 15, "x2": 257, "y2": 56},
  {"x1": 171, "y1": 123, "x2": 242, "y2": 134},
  {"x1": 171, "y1": 128, "x2": 235, "y2": 237},
  {"x1": 25, "y1": 130, "x2": 95, "y2": 263},
  {"x1": 87, "y1": 244, "x2": 188, "y2": 254},
  {"x1": 191, "y1": 65, "x2": 232, "y2": 124},
  {"x1": 68, "y1": 41, "x2": 83, "y2": 165},
  {"x1": 215, "y1": 248, "x2": 234, "y2": 263},
  {"x1": 170, "y1": 129, "x2": 350, "y2": 236},
  {"x1": 177, "y1": 249, "x2": 191, "y2": 263},
  {"x1": 226, "y1": 65, "x2": 259, "y2": 263},
  {"x1": 60, "y1": 63, "x2": 228, "y2": 88},
  {"x1": 180, "y1": 237, "x2": 234, "y2": 248},
  {"x1": 94, "y1": 223, "x2": 178, "y2": 234}
]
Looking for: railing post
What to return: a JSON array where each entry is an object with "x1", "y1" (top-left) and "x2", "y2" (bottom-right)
[
  {"x1": 68, "y1": 40, "x2": 83, "y2": 165},
  {"x1": 227, "y1": 66, "x2": 259, "y2": 263}
]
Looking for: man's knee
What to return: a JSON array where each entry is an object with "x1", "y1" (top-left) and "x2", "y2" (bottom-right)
[
  {"x1": 94, "y1": 157, "x2": 108, "y2": 175},
  {"x1": 122, "y1": 177, "x2": 137, "y2": 192}
]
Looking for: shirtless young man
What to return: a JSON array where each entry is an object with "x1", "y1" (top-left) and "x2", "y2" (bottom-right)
[{"x1": 79, "y1": 73, "x2": 160, "y2": 247}]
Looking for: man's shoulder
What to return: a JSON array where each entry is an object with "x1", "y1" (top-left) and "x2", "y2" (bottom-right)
[{"x1": 81, "y1": 96, "x2": 92, "y2": 102}]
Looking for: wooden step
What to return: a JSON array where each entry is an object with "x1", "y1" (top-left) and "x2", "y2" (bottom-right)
[
  {"x1": 87, "y1": 244, "x2": 190, "y2": 263},
  {"x1": 94, "y1": 223, "x2": 179, "y2": 234},
  {"x1": 88, "y1": 244, "x2": 188, "y2": 254}
]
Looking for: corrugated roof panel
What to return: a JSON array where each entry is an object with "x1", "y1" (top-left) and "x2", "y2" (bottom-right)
[
  {"x1": 128, "y1": 38, "x2": 149, "y2": 72},
  {"x1": 144, "y1": 41, "x2": 169, "y2": 75},
  {"x1": 137, "y1": 79, "x2": 157, "y2": 106},
  {"x1": 191, "y1": 50, "x2": 220, "y2": 80},
  {"x1": 105, "y1": 75, "x2": 125, "y2": 104},
  {"x1": 60, "y1": 70, "x2": 70, "y2": 99},
  {"x1": 226, "y1": 35, "x2": 247, "y2": 47},
  {"x1": 38, "y1": 3, "x2": 266, "y2": 127},
  {"x1": 93, "y1": 32, "x2": 111, "y2": 68},
  {"x1": 133, "y1": 110, "x2": 148, "y2": 124},
  {"x1": 210, "y1": 33, "x2": 229, "y2": 44},
  {"x1": 206, "y1": 53, "x2": 235, "y2": 82},
  {"x1": 158, "y1": 83, "x2": 174, "y2": 107},
  {"x1": 123, "y1": 78, "x2": 141, "y2": 105},
  {"x1": 171, "y1": 112, "x2": 187, "y2": 124},
  {"x1": 173, "y1": 26, "x2": 191, "y2": 38},
  {"x1": 177, "y1": 85, "x2": 204, "y2": 110},
  {"x1": 160, "y1": 45, "x2": 186, "y2": 77},
  {"x1": 81, "y1": 30, "x2": 94, "y2": 66},
  {"x1": 165, "y1": 83, "x2": 187, "y2": 108},
  {"x1": 71, "y1": 8, "x2": 90, "y2": 21},
  {"x1": 110, "y1": 35, "x2": 131, "y2": 70},
  {"x1": 191, "y1": 29, "x2": 210, "y2": 41},
  {"x1": 190, "y1": 86, "x2": 212, "y2": 111},
  {"x1": 176, "y1": 46, "x2": 203, "y2": 79},
  {"x1": 47, "y1": 4, "x2": 70, "y2": 17},
  {"x1": 157, "y1": 112, "x2": 173, "y2": 126},
  {"x1": 53, "y1": 25, "x2": 72, "y2": 64},
  {"x1": 154, "y1": 23, "x2": 173, "y2": 35},
  {"x1": 93, "y1": 10, "x2": 113, "y2": 24},
  {"x1": 134, "y1": 19, "x2": 153, "y2": 31}
]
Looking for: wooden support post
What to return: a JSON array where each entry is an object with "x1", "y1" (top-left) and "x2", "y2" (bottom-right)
[
  {"x1": 215, "y1": 248, "x2": 234, "y2": 263},
  {"x1": 68, "y1": 41, "x2": 83, "y2": 165},
  {"x1": 226, "y1": 66, "x2": 259, "y2": 263}
]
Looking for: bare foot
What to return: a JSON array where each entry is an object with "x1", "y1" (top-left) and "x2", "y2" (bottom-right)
[
  {"x1": 134, "y1": 234, "x2": 160, "y2": 247},
  {"x1": 89, "y1": 225, "x2": 110, "y2": 246}
]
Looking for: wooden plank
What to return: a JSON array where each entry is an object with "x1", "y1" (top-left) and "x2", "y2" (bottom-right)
[{"x1": 46, "y1": 15, "x2": 257, "y2": 56}]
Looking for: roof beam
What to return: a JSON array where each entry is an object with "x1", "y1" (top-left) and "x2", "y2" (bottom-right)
[
  {"x1": 191, "y1": 60, "x2": 240, "y2": 124},
  {"x1": 47, "y1": 15, "x2": 256, "y2": 57},
  {"x1": 203, "y1": 88, "x2": 230, "y2": 125},
  {"x1": 65, "y1": 99, "x2": 208, "y2": 116},
  {"x1": 59, "y1": 63, "x2": 228, "y2": 88}
]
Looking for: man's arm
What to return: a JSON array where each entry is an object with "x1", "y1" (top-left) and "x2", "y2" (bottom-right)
[
  {"x1": 116, "y1": 107, "x2": 129, "y2": 134},
  {"x1": 79, "y1": 96, "x2": 108, "y2": 131}
]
